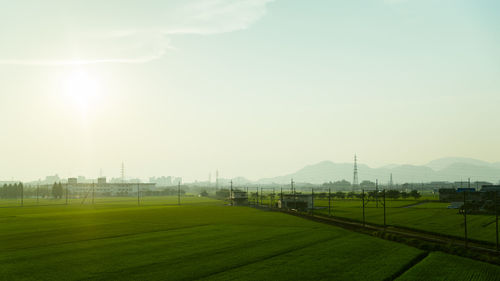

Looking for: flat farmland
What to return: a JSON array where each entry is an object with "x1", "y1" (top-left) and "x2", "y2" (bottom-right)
[
  {"x1": 0, "y1": 198, "x2": 420, "y2": 280},
  {"x1": 2, "y1": 198, "x2": 500, "y2": 280},
  {"x1": 313, "y1": 199, "x2": 499, "y2": 244},
  {"x1": 0, "y1": 195, "x2": 216, "y2": 208},
  {"x1": 397, "y1": 252, "x2": 500, "y2": 281}
]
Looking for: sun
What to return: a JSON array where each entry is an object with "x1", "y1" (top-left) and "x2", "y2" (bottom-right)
[{"x1": 61, "y1": 70, "x2": 101, "y2": 113}]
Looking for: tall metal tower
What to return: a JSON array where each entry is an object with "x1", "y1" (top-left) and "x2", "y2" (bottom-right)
[
  {"x1": 352, "y1": 154, "x2": 359, "y2": 189},
  {"x1": 215, "y1": 169, "x2": 219, "y2": 190},
  {"x1": 121, "y1": 162, "x2": 125, "y2": 183},
  {"x1": 389, "y1": 173, "x2": 393, "y2": 189}
]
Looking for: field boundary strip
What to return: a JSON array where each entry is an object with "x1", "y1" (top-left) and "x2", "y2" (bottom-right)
[
  {"x1": 399, "y1": 201, "x2": 430, "y2": 208},
  {"x1": 384, "y1": 252, "x2": 430, "y2": 281}
]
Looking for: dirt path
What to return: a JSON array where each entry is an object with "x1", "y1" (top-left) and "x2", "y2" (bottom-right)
[{"x1": 401, "y1": 201, "x2": 430, "y2": 208}]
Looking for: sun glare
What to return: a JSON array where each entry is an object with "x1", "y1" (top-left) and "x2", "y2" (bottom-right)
[{"x1": 61, "y1": 70, "x2": 101, "y2": 113}]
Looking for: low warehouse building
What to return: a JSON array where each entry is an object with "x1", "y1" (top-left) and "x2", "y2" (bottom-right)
[
  {"x1": 230, "y1": 190, "x2": 248, "y2": 206},
  {"x1": 278, "y1": 194, "x2": 313, "y2": 211}
]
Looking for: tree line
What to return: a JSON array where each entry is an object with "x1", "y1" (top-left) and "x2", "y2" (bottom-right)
[
  {"x1": 314, "y1": 190, "x2": 421, "y2": 200},
  {"x1": 0, "y1": 182, "x2": 65, "y2": 199},
  {"x1": 216, "y1": 188, "x2": 421, "y2": 200}
]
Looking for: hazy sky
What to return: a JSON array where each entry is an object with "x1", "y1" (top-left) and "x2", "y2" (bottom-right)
[{"x1": 1, "y1": 0, "x2": 500, "y2": 182}]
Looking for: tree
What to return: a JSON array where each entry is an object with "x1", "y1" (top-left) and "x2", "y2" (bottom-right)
[
  {"x1": 409, "y1": 190, "x2": 421, "y2": 199},
  {"x1": 322, "y1": 181, "x2": 334, "y2": 189},
  {"x1": 52, "y1": 182, "x2": 63, "y2": 199},
  {"x1": 18, "y1": 182, "x2": 23, "y2": 198},
  {"x1": 0, "y1": 183, "x2": 20, "y2": 199},
  {"x1": 367, "y1": 190, "x2": 379, "y2": 199},
  {"x1": 401, "y1": 191, "x2": 409, "y2": 199},
  {"x1": 215, "y1": 189, "x2": 230, "y2": 199},
  {"x1": 360, "y1": 180, "x2": 376, "y2": 189},
  {"x1": 200, "y1": 190, "x2": 209, "y2": 197},
  {"x1": 333, "y1": 180, "x2": 352, "y2": 191},
  {"x1": 347, "y1": 191, "x2": 356, "y2": 199},
  {"x1": 335, "y1": 191, "x2": 346, "y2": 199},
  {"x1": 386, "y1": 190, "x2": 401, "y2": 199},
  {"x1": 318, "y1": 192, "x2": 328, "y2": 199}
]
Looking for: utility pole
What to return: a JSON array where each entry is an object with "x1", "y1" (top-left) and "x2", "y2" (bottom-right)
[
  {"x1": 230, "y1": 180, "x2": 233, "y2": 206},
  {"x1": 463, "y1": 190, "x2": 468, "y2": 248},
  {"x1": 256, "y1": 187, "x2": 259, "y2": 206},
  {"x1": 383, "y1": 188, "x2": 386, "y2": 228},
  {"x1": 21, "y1": 183, "x2": 24, "y2": 207},
  {"x1": 280, "y1": 187, "x2": 283, "y2": 208},
  {"x1": 376, "y1": 179, "x2": 379, "y2": 208},
  {"x1": 272, "y1": 187, "x2": 275, "y2": 208},
  {"x1": 178, "y1": 181, "x2": 181, "y2": 205},
  {"x1": 137, "y1": 183, "x2": 140, "y2": 206},
  {"x1": 311, "y1": 188, "x2": 314, "y2": 216},
  {"x1": 495, "y1": 191, "x2": 499, "y2": 251},
  {"x1": 328, "y1": 187, "x2": 331, "y2": 217},
  {"x1": 362, "y1": 189, "x2": 366, "y2": 227},
  {"x1": 260, "y1": 187, "x2": 263, "y2": 206},
  {"x1": 291, "y1": 179, "x2": 296, "y2": 210}
]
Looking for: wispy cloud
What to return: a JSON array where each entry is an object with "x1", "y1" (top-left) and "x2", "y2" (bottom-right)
[{"x1": 0, "y1": 0, "x2": 274, "y2": 65}]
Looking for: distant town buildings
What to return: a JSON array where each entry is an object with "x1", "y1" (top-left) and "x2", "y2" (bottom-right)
[
  {"x1": 66, "y1": 177, "x2": 156, "y2": 196},
  {"x1": 149, "y1": 176, "x2": 182, "y2": 186}
]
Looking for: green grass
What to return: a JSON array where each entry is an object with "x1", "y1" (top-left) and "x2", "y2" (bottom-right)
[
  {"x1": 396, "y1": 252, "x2": 500, "y2": 280},
  {"x1": 0, "y1": 198, "x2": 427, "y2": 280}
]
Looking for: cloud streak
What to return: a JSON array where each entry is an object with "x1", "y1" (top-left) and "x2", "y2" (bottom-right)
[{"x1": 0, "y1": 0, "x2": 274, "y2": 65}]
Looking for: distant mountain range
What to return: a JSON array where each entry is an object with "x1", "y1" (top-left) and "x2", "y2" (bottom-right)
[{"x1": 254, "y1": 157, "x2": 500, "y2": 185}]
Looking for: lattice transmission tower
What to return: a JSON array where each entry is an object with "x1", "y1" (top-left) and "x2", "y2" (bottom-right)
[
  {"x1": 353, "y1": 154, "x2": 359, "y2": 190},
  {"x1": 215, "y1": 169, "x2": 219, "y2": 191},
  {"x1": 121, "y1": 162, "x2": 125, "y2": 184}
]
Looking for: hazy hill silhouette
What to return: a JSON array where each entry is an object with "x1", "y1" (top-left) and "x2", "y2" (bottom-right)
[{"x1": 256, "y1": 157, "x2": 500, "y2": 184}]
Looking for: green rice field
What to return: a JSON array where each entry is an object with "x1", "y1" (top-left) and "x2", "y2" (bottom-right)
[
  {"x1": 310, "y1": 198, "x2": 499, "y2": 244},
  {"x1": 254, "y1": 192, "x2": 499, "y2": 245},
  {"x1": 397, "y1": 252, "x2": 500, "y2": 281},
  {"x1": 1, "y1": 197, "x2": 500, "y2": 280}
]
